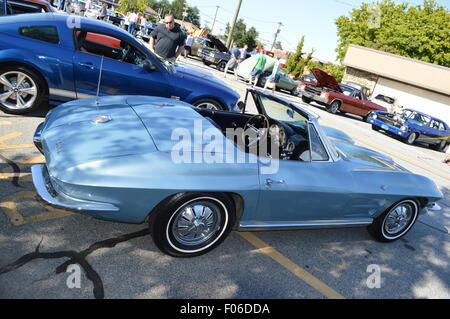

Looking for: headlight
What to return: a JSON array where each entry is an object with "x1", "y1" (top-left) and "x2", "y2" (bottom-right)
[
  {"x1": 372, "y1": 114, "x2": 377, "y2": 119},
  {"x1": 299, "y1": 84, "x2": 306, "y2": 91},
  {"x1": 400, "y1": 126, "x2": 408, "y2": 132}
]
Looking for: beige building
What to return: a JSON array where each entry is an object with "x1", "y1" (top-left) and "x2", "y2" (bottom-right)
[{"x1": 342, "y1": 44, "x2": 450, "y2": 125}]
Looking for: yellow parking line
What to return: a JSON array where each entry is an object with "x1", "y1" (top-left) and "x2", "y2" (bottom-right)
[
  {"x1": 0, "y1": 121, "x2": 12, "y2": 125},
  {"x1": 0, "y1": 131, "x2": 34, "y2": 150},
  {"x1": 323, "y1": 124, "x2": 450, "y2": 181},
  {"x1": 238, "y1": 232, "x2": 345, "y2": 299}
]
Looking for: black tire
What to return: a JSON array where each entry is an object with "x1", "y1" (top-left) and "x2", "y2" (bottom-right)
[
  {"x1": 367, "y1": 199, "x2": 419, "y2": 242},
  {"x1": 149, "y1": 193, "x2": 236, "y2": 257},
  {"x1": 216, "y1": 61, "x2": 227, "y2": 72},
  {"x1": 404, "y1": 132, "x2": 418, "y2": 145},
  {"x1": 291, "y1": 87, "x2": 299, "y2": 96},
  {"x1": 327, "y1": 100, "x2": 341, "y2": 114},
  {"x1": 301, "y1": 96, "x2": 311, "y2": 104},
  {"x1": 192, "y1": 98, "x2": 224, "y2": 111},
  {"x1": 203, "y1": 60, "x2": 212, "y2": 66},
  {"x1": 372, "y1": 124, "x2": 380, "y2": 131},
  {"x1": 431, "y1": 140, "x2": 447, "y2": 152},
  {"x1": 0, "y1": 65, "x2": 47, "y2": 115},
  {"x1": 258, "y1": 76, "x2": 267, "y2": 88}
]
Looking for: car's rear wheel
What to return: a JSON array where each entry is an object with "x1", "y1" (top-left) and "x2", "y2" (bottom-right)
[
  {"x1": 149, "y1": 193, "x2": 236, "y2": 257},
  {"x1": 404, "y1": 132, "x2": 418, "y2": 145},
  {"x1": 0, "y1": 66, "x2": 46, "y2": 114},
  {"x1": 327, "y1": 100, "x2": 341, "y2": 114},
  {"x1": 431, "y1": 140, "x2": 447, "y2": 152},
  {"x1": 367, "y1": 199, "x2": 419, "y2": 242},
  {"x1": 217, "y1": 61, "x2": 227, "y2": 72},
  {"x1": 291, "y1": 87, "x2": 299, "y2": 96},
  {"x1": 192, "y1": 98, "x2": 224, "y2": 111}
]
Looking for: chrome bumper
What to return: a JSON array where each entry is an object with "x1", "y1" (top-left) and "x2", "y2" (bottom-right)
[
  {"x1": 31, "y1": 164, "x2": 119, "y2": 213},
  {"x1": 301, "y1": 90, "x2": 328, "y2": 103},
  {"x1": 33, "y1": 122, "x2": 45, "y2": 154}
]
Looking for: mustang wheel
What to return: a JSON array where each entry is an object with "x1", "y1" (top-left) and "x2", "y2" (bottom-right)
[
  {"x1": 0, "y1": 66, "x2": 46, "y2": 114},
  {"x1": 432, "y1": 140, "x2": 447, "y2": 152},
  {"x1": 150, "y1": 193, "x2": 236, "y2": 257},
  {"x1": 192, "y1": 98, "x2": 224, "y2": 111},
  {"x1": 367, "y1": 199, "x2": 419, "y2": 242},
  {"x1": 405, "y1": 132, "x2": 418, "y2": 145},
  {"x1": 327, "y1": 100, "x2": 341, "y2": 114}
]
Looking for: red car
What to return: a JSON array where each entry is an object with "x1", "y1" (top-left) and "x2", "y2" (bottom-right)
[
  {"x1": 3, "y1": 0, "x2": 55, "y2": 15},
  {"x1": 299, "y1": 68, "x2": 387, "y2": 120}
]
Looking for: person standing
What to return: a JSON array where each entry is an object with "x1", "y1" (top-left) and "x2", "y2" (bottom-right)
[
  {"x1": 128, "y1": 11, "x2": 138, "y2": 35},
  {"x1": 223, "y1": 43, "x2": 241, "y2": 80},
  {"x1": 150, "y1": 14, "x2": 186, "y2": 62},
  {"x1": 98, "y1": 2, "x2": 107, "y2": 21},
  {"x1": 248, "y1": 47, "x2": 266, "y2": 88},
  {"x1": 251, "y1": 46, "x2": 261, "y2": 56},
  {"x1": 184, "y1": 33, "x2": 194, "y2": 58},
  {"x1": 57, "y1": 0, "x2": 65, "y2": 11},
  {"x1": 264, "y1": 55, "x2": 282, "y2": 94},
  {"x1": 239, "y1": 44, "x2": 248, "y2": 63},
  {"x1": 84, "y1": 0, "x2": 92, "y2": 16},
  {"x1": 442, "y1": 146, "x2": 450, "y2": 166}
]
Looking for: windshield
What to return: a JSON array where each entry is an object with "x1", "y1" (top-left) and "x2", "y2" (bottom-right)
[
  {"x1": 259, "y1": 95, "x2": 308, "y2": 125},
  {"x1": 340, "y1": 84, "x2": 355, "y2": 96},
  {"x1": 406, "y1": 110, "x2": 431, "y2": 125},
  {"x1": 374, "y1": 95, "x2": 395, "y2": 104}
]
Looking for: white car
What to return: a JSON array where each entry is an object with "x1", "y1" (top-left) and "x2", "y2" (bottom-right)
[
  {"x1": 84, "y1": 3, "x2": 100, "y2": 19},
  {"x1": 370, "y1": 93, "x2": 397, "y2": 113}
]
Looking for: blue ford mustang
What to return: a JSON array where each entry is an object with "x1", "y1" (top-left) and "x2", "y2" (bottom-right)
[
  {"x1": 0, "y1": 13, "x2": 240, "y2": 114},
  {"x1": 31, "y1": 88, "x2": 443, "y2": 257},
  {"x1": 368, "y1": 109, "x2": 450, "y2": 152}
]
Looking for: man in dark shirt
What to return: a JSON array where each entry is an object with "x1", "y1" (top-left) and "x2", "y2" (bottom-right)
[{"x1": 150, "y1": 14, "x2": 186, "y2": 62}]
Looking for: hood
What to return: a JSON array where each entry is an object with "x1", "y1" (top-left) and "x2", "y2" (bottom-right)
[
  {"x1": 206, "y1": 34, "x2": 229, "y2": 53},
  {"x1": 175, "y1": 63, "x2": 226, "y2": 86},
  {"x1": 310, "y1": 68, "x2": 342, "y2": 93},
  {"x1": 41, "y1": 96, "x2": 157, "y2": 173},
  {"x1": 333, "y1": 140, "x2": 407, "y2": 172}
]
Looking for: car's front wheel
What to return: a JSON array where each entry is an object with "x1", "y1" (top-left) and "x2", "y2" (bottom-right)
[
  {"x1": 301, "y1": 96, "x2": 311, "y2": 104},
  {"x1": 0, "y1": 66, "x2": 46, "y2": 114},
  {"x1": 327, "y1": 100, "x2": 341, "y2": 114},
  {"x1": 404, "y1": 132, "x2": 418, "y2": 145},
  {"x1": 150, "y1": 193, "x2": 236, "y2": 257},
  {"x1": 367, "y1": 199, "x2": 419, "y2": 242},
  {"x1": 192, "y1": 98, "x2": 224, "y2": 111},
  {"x1": 217, "y1": 61, "x2": 227, "y2": 72}
]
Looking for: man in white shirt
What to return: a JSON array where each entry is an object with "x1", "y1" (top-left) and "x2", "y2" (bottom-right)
[{"x1": 128, "y1": 11, "x2": 138, "y2": 35}]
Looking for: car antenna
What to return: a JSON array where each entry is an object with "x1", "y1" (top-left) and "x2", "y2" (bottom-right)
[{"x1": 95, "y1": 55, "x2": 104, "y2": 108}]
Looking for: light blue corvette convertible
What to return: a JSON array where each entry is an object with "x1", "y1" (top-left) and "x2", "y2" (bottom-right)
[{"x1": 31, "y1": 89, "x2": 443, "y2": 257}]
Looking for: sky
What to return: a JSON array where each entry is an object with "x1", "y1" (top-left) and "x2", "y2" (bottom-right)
[{"x1": 185, "y1": 0, "x2": 449, "y2": 63}]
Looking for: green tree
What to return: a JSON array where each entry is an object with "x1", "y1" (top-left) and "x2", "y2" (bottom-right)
[
  {"x1": 222, "y1": 19, "x2": 259, "y2": 51},
  {"x1": 118, "y1": 0, "x2": 147, "y2": 13},
  {"x1": 335, "y1": 0, "x2": 450, "y2": 67},
  {"x1": 285, "y1": 36, "x2": 315, "y2": 77}
]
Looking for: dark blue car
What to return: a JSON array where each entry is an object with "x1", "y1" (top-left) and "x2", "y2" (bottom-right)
[
  {"x1": 368, "y1": 109, "x2": 450, "y2": 152},
  {"x1": 0, "y1": 13, "x2": 240, "y2": 114}
]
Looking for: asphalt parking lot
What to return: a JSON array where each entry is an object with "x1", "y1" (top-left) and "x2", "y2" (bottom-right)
[{"x1": 0, "y1": 56, "x2": 449, "y2": 300}]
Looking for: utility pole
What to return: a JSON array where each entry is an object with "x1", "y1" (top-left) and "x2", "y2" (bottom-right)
[
  {"x1": 270, "y1": 22, "x2": 283, "y2": 52},
  {"x1": 182, "y1": 1, "x2": 188, "y2": 24},
  {"x1": 226, "y1": 0, "x2": 242, "y2": 49},
  {"x1": 210, "y1": 6, "x2": 220, "y2": 34}
]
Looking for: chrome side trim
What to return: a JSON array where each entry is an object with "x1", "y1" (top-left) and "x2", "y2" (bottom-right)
[
  {"x1": 31, "y1": 164, "x2": 119, "y2": 213},
  {"x1": 238, "y1": 219, "x2": 373, "y2": 231},
  {"x1": 48, "y1": 88, "x2": 77, "y2": 99},
  {"x1": 33, "y1": 122, "x2": 44, "y2": 154}
]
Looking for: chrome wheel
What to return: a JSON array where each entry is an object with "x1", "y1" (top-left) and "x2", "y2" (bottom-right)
[
  {"x1": 193, "y1": 99, "x2": 222, "y2": 111},
  {"x1": 171, "y1": 201, "x2": 223, "y2": 246},
  {"x1": 381, "y1": 200, "x2": 418, "y2": 240},
  {"x1": 407, "y1": 133, "x2": 417, "y2": 145},
  {"x1": 0, "y1": 71, "x2": 38, "y2": 111},
  {"x1": 330, "y1": 101, "x2": 340, "y2": 114}
]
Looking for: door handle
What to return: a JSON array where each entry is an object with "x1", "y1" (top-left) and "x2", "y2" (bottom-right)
[
  {"x1": 78, "y1": 62, "x2": 96, "y2": 70},
  {"x1": 265, "y1": 178, "x2": 285, "y2": 189}
]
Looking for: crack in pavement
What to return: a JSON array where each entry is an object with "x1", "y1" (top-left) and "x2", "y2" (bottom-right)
[{"x1": 0, "y1": 228, "x2": 151, "y2": 299}]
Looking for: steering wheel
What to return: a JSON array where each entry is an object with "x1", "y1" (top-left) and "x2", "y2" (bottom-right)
[{"x1": 242, "y1": 114, "x2": 270, "y2": 149}]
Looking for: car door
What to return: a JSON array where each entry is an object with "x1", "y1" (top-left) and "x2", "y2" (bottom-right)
[
  {"x1": 253, "y1": 124, "x2": 356, "y2": 226},
  {"x1": 72, "y1": 30, "x2": 169, "y2": 99}
]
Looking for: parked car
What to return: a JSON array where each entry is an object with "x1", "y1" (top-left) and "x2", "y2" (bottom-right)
[
  {"x1": 368, "y1": 109, "x2": 450, "y2": 152},
  {"x1": 297, "y1": 73, "x2": 318, "y2": 90},
  {"x1": 0, "y1": 13, "x2": 240, "y2": 114},
  {"x1": 299, "y1": 68, "x2": 387, "y2": 120},
  {"x1": 106, "y1": 11, "x2": 125, "y2": 27},
  {"x1": 66, "y1": 0, "x2": 86, "y2": 16},
  {"x1": 189, "y1": 36, "x2": 222, "y2": 58},
  {"x1": 370, "y1": 93, "x2": 397, "y2": 113},
  {"x1": 31, "y1": 88, "x2": 443, "y2": 257},
  {"x1": 3, "y1": 0, "x2": 55, "y2": 14},
  {"x1": 345, "y1": 81, "x2": 370, "y2": 97},
  {"x1": 84, "y1": 3, "x2": 100, "y2": 19},
  {"x1": 135, "y1": 22, "x2": 159, "y2": 42},
  {"x1": 197, "y1": 34, "x2": 231, "y2": 70},
  {"x1": 236, "y1": 54, "x2": 276, "y2": 82},
  {"x1": 258, "y1": 68, "x2": 300, "y2": 96}
]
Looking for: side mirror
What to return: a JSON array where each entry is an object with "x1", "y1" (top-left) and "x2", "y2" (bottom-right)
[
  {"x1": 237, "y1": 101, "x2": 245, "y2": 112},
  {"x1": 143, "y1": 59, "x2": 156, "y2": 72}
]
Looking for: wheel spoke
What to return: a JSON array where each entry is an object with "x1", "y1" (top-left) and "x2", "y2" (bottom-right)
[
  {"x1": 20, "y1": 86, "x2": 37, "y2": 97},
  {"x1": 0, "y1": 91, "x2": 13, "y2": 102},
  {"x1": 0, "y1": 76, "x2": 13, "y2": 89},
  {"x1": 16, "y1": 73, "x2": 26, "y2": 87},
  {"x1": 16, "y1": 94, "x2": 26, "y2": 108}
]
